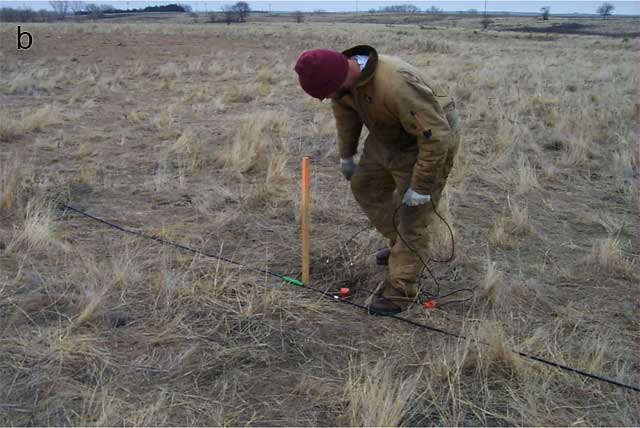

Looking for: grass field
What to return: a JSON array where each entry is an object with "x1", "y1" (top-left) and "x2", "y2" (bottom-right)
[{"x1": 1, "y1": 13, "x2": 639, "y2": 426}]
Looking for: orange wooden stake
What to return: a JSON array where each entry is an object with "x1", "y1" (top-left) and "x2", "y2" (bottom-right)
[{"x1": 301, "y1": 157, "x2": 310, "y2": 285}]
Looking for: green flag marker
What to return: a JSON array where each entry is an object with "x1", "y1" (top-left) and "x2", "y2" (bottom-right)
[{"x1": 282, "y1": 276, "x2": 304, "y2": 287}]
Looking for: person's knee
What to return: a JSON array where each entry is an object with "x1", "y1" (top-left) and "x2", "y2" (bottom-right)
[
  {"x1": 351, "y1": 169, "x2": 388, "y2": 201},
  {"x1": 350, "y1": 170, "x2": 366, "y2": 196}
]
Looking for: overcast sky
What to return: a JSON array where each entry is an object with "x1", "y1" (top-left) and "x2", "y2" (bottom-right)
[{"x1": 1, "y1": 0, "x2": 639, "y2": 15}]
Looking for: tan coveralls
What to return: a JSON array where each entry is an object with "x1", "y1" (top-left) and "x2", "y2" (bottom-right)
[{"x1": 332, "y1": 45, "x2": 460, "y2": 309}]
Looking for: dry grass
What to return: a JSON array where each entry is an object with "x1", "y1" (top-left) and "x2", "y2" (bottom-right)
[
  {"x1": 223, "y1": 82, "x2": 272, "y2": 103},
  {"x1": 0, "y1": 155, "x2": 29, "y2": 215},
  {"x1": 462, "y1": 322, "x2": 525, "y2": 383},
  {"x1": 6, "y1": 198, "x2": 66, "y2": 253},
  {"x1": 158, "y1": 61, "x2": 182, "y2": 78},
  {"x1": 585, "y1": 236, "x2": 637, "y2": 279},
  {"x1": 0, "y1": 16, "x2": 638, "y2": 427},
  {"x1": 167, "y1": 128, "x2": 210, "y2": 172},
  {"x1": 218, "y1": 110, "x2": 290, "y2": 173},
  {"x1": 0, "y1": 114, "x2": 21, "y2": 141},
  {"x1": 5, "y1": 68, "x2": 65, "y2": 94},
  {"x1": 342, "y1": 360, "x2": 419, "y2": 426},
  {"x1": 151, "y1": 105, "x2": 179, "y2": 138},
  {"x1": 515, "y1": 156, "x2": 539, "y2": 194},
  {"x1": 308, "y1": 110, "x2": 335, "y2": 137},
  {"x1": 256, "y1": 66, "x2": 277, "y2": 84},
  {"x1": 0, "y1": 104, "x2": 59, "y2": 141},
  {"x1": 477, "y1": 253, "x2": 504, "y2": 305},
  {"x1": 489, "y1": 197, "x2": 532, "y2": 248}
]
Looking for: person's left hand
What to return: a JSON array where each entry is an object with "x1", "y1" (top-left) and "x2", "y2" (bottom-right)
[
  {"x1": 402, "y1": 188, "x2": 431, "y2": 206},
  {"x1": 340, "y1": 157, "x2": 356, "y2": 181}
]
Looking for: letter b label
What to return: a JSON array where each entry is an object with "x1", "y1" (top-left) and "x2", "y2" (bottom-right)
[{"x1": 17, "y1": 26, "x2": 33, "y2": 50}]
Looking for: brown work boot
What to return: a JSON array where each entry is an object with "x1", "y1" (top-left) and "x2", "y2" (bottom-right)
[
  {"x1": 377, "y1": 279, "x2": 418, "y2": 314},
  {"x1": 368, "y1": 296, "x2": 402, "y2": 316},
  {"x1": 376, "y1": 247, "x2": 391, "y2": 266}
]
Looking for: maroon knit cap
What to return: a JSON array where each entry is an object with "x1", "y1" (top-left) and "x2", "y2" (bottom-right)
[{"x1": 294, "y1": 49, "x2": 349, "y2": 100}]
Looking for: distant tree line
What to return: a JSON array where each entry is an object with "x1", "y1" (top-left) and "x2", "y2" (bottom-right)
[
  {"x1": 0, "y1": 2, "x2": 194, "y2": 22},
  {"x1": 365, "y1": 2, "x2": 615, "y2": 17},
  {"x1": 76, "y1": 3, "x2": 192, "y2": 15},
  {"x1": 0, "y1": 7, "x2": 58, "y2": 22},
  {"x1": 368, "y1": 4, "x2": 444, "y2": 13},
  {"x1": 378, "y1": 4, "x2": 420, "y2": 13}
]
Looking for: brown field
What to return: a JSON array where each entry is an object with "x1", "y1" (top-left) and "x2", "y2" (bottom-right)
[{"x1": 1, "y1": 12, "x2": 639, "y2": 426}]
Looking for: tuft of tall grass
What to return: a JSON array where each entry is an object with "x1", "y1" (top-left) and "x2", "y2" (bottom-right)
[
  {"x1": 7, "y1": 198, "x2": 66, "y2": 254},
  {"x1": 219, "y1": 110, "x2": 290, "y2": 173},
  {"x1": 1, "y1": 105, "x2": 59, "y2": 141},
  {"x1": 585, "y1": 237, "x2": 636, "y2": 279},
  {"x1": 342, "y1": 360, "x2": 419, "y2": 426}
]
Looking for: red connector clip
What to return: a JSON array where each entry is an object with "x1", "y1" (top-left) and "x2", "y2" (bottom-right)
[
  {"x1": 423, "y1": 299, "x2": 437, "y2": 309},
  {"x1": 340, "y1": 287, "x2": 352, "y2": 299}
]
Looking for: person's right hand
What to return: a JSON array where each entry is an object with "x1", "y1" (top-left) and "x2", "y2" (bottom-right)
[{"x1": 340, "y1": 157, "x2": 356, "y2": 181}]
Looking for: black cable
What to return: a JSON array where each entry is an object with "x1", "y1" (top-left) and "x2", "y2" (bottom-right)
[
  {"x1": 61, "y1": 204, "x2": 286, "y2": 282},
  {"x1": 428, "y1": 198, "x2": 456, "y2": 263},
  {"x1": 60, "y1": 202, "x2": 640, "y2": 394},
  {"x1": 343, "y1": 225, "x2": 371, "y2": 247},
  {"x1": 432, "y1": 288, "x2": 475, "y2": 308}
]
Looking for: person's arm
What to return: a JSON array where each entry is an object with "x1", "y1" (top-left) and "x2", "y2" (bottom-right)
[
  {"x1": 331, "y1": 98, "x2": 363, "y2": 160},
  {"x1": 394, "y1": 71, "x2": 452, "y2": 197}
]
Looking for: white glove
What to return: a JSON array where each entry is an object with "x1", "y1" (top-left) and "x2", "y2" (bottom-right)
[
  {"x1": 340, "y1": 157, "x2": 356, "y2": 181},
  {"x1": 402, "y1": 188, "x2": 431, "y2": 206}
]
